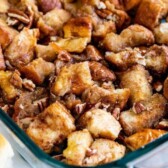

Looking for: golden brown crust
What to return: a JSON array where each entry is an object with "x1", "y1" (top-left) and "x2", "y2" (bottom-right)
[
  {"x1": 63, "y1": 16, "x2": 92, "y2": 42},
  {"x1": 120, "y1": 94, "x2": 167, "y2": 135},
  {"x1": 0, "y1": 70, "x2": 19, "y2": 102},
  {"x1": 26, "y1": 101, "x2": 75, "y2": 153},
  {"x1": 119, "y1": 65, "x2": 152, "y2": 104},
  {"x1": 103, "y1": 24, "x2": 154, "y2": 52},
  {"x1": 135, "y1": 0, "x2": 167, "y2": 30},
  {"x1": 83, "y1": 139, "x2": 126, "y2": 166},
  {"x1": 21, "y1": 58, "x2": 55, "y2": 84},
  {"x1": 0, "y1": 19, "x2": 18, "y2": 50},
  {"x1": 35, "y1": 44, "x2": 56, "y2": 62},
  {"x1": 63, "y1": 129, "x2": 93, "y2": 166},
  {"x1": 37, "y1": 8, "x2": 71, "y2": 36},
  {"x1": 125, "y1": 129, "x2": 167, "y2": 150},
  {"x1": 4, "y1": 28, "x2": 39, "y2": 69},
  {"x1": 154, "y1": 23, "x2": 168, "y2": 44},
  {"x1": 78, "y1": 108, "x2": 121, "y2": 140},
  {"x1": 145, "y1": 45, "x2": 168, "y2": 74},
  {"x1": 123, "y1": 0, "x2": 141, "y2": 11},
  {"x1": 52, "y1": 61, "x2": 93, "y2": 96}
]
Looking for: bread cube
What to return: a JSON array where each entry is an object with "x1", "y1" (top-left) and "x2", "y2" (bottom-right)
[
  {"x1": 63, "y1": 17, "x2": 92, "y2": 42},
  {"x1": 21, "y1": 58, "x2": 55, "y2": 84},
  {"x1": 52, "y1": 61, "x2": 93, "y2": 96},
  {"x1": 120, "y1": 65, "x2": 152, "y2": 104},
  {"x1": 120, "y1": 94, "x2": 167, "y2": 135},
  {"x1": 78, "y1": 109, "x2": 121, "y2": 140},
  {"x1": 5, "y1": 28, "x2": 39, "y2": 69},
  {"x1": 135, "y1": 0, "x2": 167, "y2": 30},
  {"x1": 125, "y1": 129, "x2": 167, "y2": 150},
  {"x1": 63, "y1": 129, "x2": 93, "y2": 166},
  {"x1": 84, "y1": 139, "x2": 125, "y2": 166},
  {"x1": 0, "y1": 19, "x2": 18, "y2": 49},
  {"x1": 26, "y1": 101, "x2": 75, "y2": 153}
]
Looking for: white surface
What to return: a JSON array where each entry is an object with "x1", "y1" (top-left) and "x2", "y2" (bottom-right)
[{"x1": 0, "y1": 127, "x2": 31, "y2": 168}]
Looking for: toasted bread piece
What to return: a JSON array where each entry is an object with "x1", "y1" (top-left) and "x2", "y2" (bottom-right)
[
  {"x1": 0, "y1": 19, "x2": 18, "y2": 49},
  {"x1": 63, "y1": 17, "x2": 92, "y2": 42},
  {"x1": 105, "y1": 48, "x2": 145, "y2": 70},
  {"x1": 125, "y1": 129, "x2": 167, "y2": 150},
  {"x1": 120, "y1": 94, "x2": 167, "y2": 135},
  {"x1": 52, "y1": 61, "x2": 93, "y2": 96},
  {"x1": 145, "y1": 45, "x2": 168, "y2": 74},
  {"x1": 154, "y1": 23, "x2": 168, "y2": 44},
  {"x1": 123, "y1": 0, "x2": 141, "y2": 11},
  {"x1": 35, "y1": 44, "x2": 56, "y2": 62},
  {"x1": 5, "y1": 28, "x2": 39, "y2": 69},
  {"x1": 37, "y1": 8, "x2": 71, "y2": 35},
  {"x1": 84, "y1": 139, "x2": 125, "y2": 166},
  {"x1": 103, "y1": 24, "x2": 154, "y2": 52},
  {"x1": 120, "y1": 65, "x2": 152, "y2": 104},
  {"x1": 82, "y1": 85, "x2": 130, "y2": 110},
  {"x1": 26, "y1": 101, "x2": 75, "y2": 153},
  {"x1": 21, "y1": 58, "x2": 55, "y2": 84},
  {"x1": 0, "y1": 70, "x2": 18, "y2": 102},
  {"x1": 63, "y1": 129, "x2": 93, "y2": 166},
  {"x1": 89, "y1": 61, "x2": 116, "y2": 82},
  {"x1": 135, "y1": 0, "x2": 167, "y2": 30},
  {"x1": 78, "y1": 108, "x2": 121, "y2": 140},
  {"x1": 52, "y1": 37, "x2": 88, "y2": 53}
]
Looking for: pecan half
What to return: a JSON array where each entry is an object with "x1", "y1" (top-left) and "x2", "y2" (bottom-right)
[
  {"x1": 155, "y1": 119, "x2": 168, "y2": 130},
  {"x1": 86, "y1": 148, "x2": 97, "y2": 157},
  {"x1": 132, "y1": 102, "x2": 146, "y2": 114},
  {"x1": 33, "y1": 97, "x2": 49, "y2": 112},
  {"x1": 112, "y1": 107, "x2": 120, "y2": 120},
  {"x1": 8, "y1": 8, "x2": 30, "y2": 25},
  {"x1": 22, "y1": 78, "x2": 36, "y2": 91}
]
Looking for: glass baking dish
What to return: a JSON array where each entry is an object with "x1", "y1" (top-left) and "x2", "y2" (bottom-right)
[{"x1": 1, "y1": 108, "x2": 168, "y2": 168}]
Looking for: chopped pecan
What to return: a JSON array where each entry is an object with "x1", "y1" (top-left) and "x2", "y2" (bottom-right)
[
  {"x1": 64, "y1": 93, "x2": 82, "y2": 110},
  {"x1": 55, "y1": 60, "x2": 66, "y2": 75},
  {"x1": 89, "y1": 61, "x2": 116, "y2": 82},
  {"x1": 85, "y1": 45, "x2": 103, "y2": 61},
  {"x1": 86, "y1": 148, "x2": 97, "y2": 157},
  {"x1": 155, "y1": 119, "x2": 168, "y2": 130},
  {"x1": 22, "y1": 78, "x2": 35, "y2": 91},
  {"x1": 96, "y1": 9, "x2": 112, "y2": 19},
  {"x1": 132, "y1": 102, "x2": 146, "y2": 114},
  {"x1": 10, "y1": 70, "x2": 22, "y2": 89},
  {"x1": 112, "y1": 107, "x2": 120, "y2": 120},
  {"x1": 57, "y1": 51, "x2": 72, "y2": 62},
  {"x1": 74, "y1": 103, "x2": 86, "y2": 115},
  {"x1": 8, "y1": 8, "x2": 30, "y2": 24},
  {"x1": 33, "y1": 97, "x2": 49, "y2": 112}
]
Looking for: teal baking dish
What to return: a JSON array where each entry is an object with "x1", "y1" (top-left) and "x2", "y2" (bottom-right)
[{"x1": 1, "y1": 108, "x2": 168, "y2": 168}]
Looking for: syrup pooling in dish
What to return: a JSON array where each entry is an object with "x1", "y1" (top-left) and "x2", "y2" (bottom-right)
[{"x1": 0, "y1": 0, "x2": 168, "y2": 166}]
